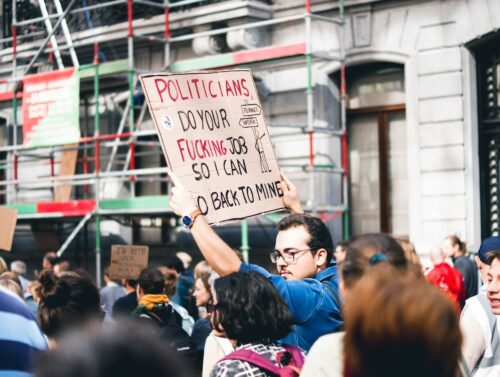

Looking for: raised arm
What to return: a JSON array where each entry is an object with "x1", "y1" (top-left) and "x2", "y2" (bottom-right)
[
  {"x1": 167, "y1": 170, "x2": 241, "y2": 276},
  {"x1": 281, "y1": 172, "x2": 304, "y2": 214}
]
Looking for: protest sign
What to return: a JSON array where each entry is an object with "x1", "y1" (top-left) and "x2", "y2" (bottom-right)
[
  {"x1": 22, "y1": 68, "x2": 80, "y2": 147},
  {"x1": 140, "y1": 69, "x2": 284, "y2": 224},
  {"x1": 0, "y1": 207, "x2": 18, "y2": 251},
  {"x1": 109, "y1": 245, "x2": 149, "y2": 280}
]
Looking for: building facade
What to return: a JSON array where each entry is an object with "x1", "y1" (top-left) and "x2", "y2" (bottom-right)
[{"x1": 0, "y1": 0, "x2": 499, "y2": 266}]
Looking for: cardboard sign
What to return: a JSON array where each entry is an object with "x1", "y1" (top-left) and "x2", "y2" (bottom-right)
[
  {"x1": 0, "y1": 207, "x2": 18, "y2": 251},
  {"x1": 22, "y1": 68, "x2": 80, "y2": 147},
  {"x1": 109, "y1": 245, "x2": 149, "y2": 280},
  {"x1": 140, "y1": 69, "x2": 284, "y2": 224},
  {"x1": 55, "y1": 144, "x2": 78, "y2": 202}
]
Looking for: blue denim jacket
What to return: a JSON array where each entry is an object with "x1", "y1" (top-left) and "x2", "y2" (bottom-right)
[{"x1": 239, "y1": 263, "x2": 343, "y2": 351}]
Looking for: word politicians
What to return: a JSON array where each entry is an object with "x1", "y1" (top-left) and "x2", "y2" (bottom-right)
[{"x1": 154, "y1": 77, "x2": 250, "y2": 103}]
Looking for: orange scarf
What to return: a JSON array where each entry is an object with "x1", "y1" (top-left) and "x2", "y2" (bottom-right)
[{"x1": 139, "y1": 294, "x2": 169, "y2": 311}]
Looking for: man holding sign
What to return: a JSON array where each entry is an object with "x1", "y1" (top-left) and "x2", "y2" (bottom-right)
[{"x1": 168, "y1": 170, "x2": 343, "y2": 351}]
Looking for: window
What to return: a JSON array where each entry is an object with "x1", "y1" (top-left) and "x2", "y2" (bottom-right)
[{"x1": 345, "y1": 63, "x2": 407, "y2": 237}]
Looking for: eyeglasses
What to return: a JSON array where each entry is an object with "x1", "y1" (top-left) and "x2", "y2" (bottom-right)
[{"x1": 270, "y1": 248, "x2": 314, "y2": 265}]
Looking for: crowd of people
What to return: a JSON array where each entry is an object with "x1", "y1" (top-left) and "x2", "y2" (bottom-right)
[{"x1": 0, "y1": 172, "x2": 499, "y2": 377}]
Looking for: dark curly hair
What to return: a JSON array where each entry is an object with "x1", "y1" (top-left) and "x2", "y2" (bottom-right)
[
  {"x1": 278, "y1": 214, "x2": 334, "y2": 264},
  {"x1": 37, "y1": 270, "x2": 102, "y2": 338},
  {"x1": 212, "y1": 271, "x2": 292, "y2": 345}
]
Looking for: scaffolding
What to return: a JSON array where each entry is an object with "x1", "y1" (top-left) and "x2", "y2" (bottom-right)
[{"x1": 0, "y1": 0, "x2": 348, "y2": 284}]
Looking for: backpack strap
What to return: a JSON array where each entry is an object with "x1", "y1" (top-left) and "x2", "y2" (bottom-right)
[
  {"x1": 281, "y1": 345, "x2": 305, "y2": 369},
  {"x1": 223, "y1": 349, "x2": 281, "y2": 376},
  {"x1": 322, "y1": 282, "x2": 343, "y2": 323}
]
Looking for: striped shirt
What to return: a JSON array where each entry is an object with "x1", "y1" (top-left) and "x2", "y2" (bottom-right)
[{"x1": 0, "y1": 286, "x2": 47, "y2": 377}]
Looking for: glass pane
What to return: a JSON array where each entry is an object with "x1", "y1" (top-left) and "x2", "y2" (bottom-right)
[
  {"x1": 348, "y1": 114, "x2": 380, "y2": 235},
  {"x1": 387, "y1": 112, "x2": 408, "y2": 236},
  {"x1": 497, "y1": 64, "x2": 500, "y2": 107}
]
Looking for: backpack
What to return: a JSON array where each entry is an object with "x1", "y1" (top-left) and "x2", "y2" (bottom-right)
[
  {"x1": 140, "y1": 305, "x2": 195, "y2": 356},
  {"x1": 222, "y1": 345, "x2": 304, "y2": 377}
]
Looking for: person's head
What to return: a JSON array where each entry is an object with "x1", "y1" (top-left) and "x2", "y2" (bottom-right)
[
  {"x1": 476, "y1": 236, "x2": 500, "y2": 283},
  {"x1": 43, "y1": 252, "x2": 59, "y2": 270},
  {"x1": 341, "y1": 233, "x2": 410, "y2": 295},
  {"x1": 54, "y1": 261, "x2": 70, "y2": 276},
  {"x1": 37, "y1": 270, "x2": 102, "y2": 340},
  {"x1": 164, "y1": 255, "x2": 185, "y2": 274},
  {"x1": 211, "y1": 271, "x2": 292, "y2": 345},
  {"x1": 443, "y1": 235, "x2": 466, "y2": 258},
  {"x1": 0, "y1": 256, "x2": 7, "y2": 274},
  {"x1": 28, "y1": 281, "x2": 41, "y2": 302},
  {"x1": 486, "y1": 251, "x2": 500, "y2": 315},
  {"x1": 398, "y1": 239, "x2": 422, "y2": 267},
  {"x1": 158, "y1": 266, "x2": 178, "y2": 298},
  {"x1": 123, "y1": 279, "x2": 138, "y2": 291},
  {"x1": 429, "y1": 246, "x2": 445, "y2": 265},
  {"x1": 137, "y1": 268, "x2": 165, "y2": 299},
  {"x1": 0, "y1": 279, "x2": 23, "y2": 299},
  {"x1": 334, "y1": 241, "x2": 348, "y2": 263},
  {"x1": 192, "y1": 275, "x2": 211, "y2": 307},
  {"x1": 194, "y1": 261, "x2": 213, "y2": 280},
  {"x1": 102, "y1": 267, "x2": 120, "y2": 285},
  {"x1": 176, "y1": 251, "x2": 192, "y2": 270},
  {"x1": 10, "y1": 260, "x2": 27, "y2": 276},
  {"x1": 343, "y1": 264, "x2": 462, "y2": 377},
  {"x1": 0, "y1": 271, "x2": 22, "y2": 288},
  {"x1": 272, "y1": 214, "x2": 333, "y2": 280},
  {"x1": 35, "y1": 321, "x2": 194, "y2": 377}
]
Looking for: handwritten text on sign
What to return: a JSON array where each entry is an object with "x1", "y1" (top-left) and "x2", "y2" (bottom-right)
[
  {"x1": 140, "y1": 70, "x2": 284, "y2": 224},
  {"x1": 109, "y1": 245, "x2": 149, "y2": 280}
]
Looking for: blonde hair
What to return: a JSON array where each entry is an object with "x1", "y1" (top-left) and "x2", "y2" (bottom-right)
[
  {"x1": 194, "y1": 261, "x2": 213, "y2": 280},
  {"x1": 0, "y1": 257, "x2": 7, "y2": 275},
  {"x1": 0, "y1": 279, "x2": 23, "y2": 299}
]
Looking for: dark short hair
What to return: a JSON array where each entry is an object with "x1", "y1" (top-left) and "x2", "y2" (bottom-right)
[
  {"x1": 212, "y1": 271, "x2": 292, "y2": 345},
  {"x1": 127, "y1": 279, "x2": 138, "y2": 289},
  {"x1": 43, "y1": 252, "x2": 60, "y2": 267},
  {"x1": 487, "y1": 250, "x2": 500, "y2": 265},
  {"x1": 35, "y1": 321, "x2": 194, "y2": 377},
  {"x1": 37, "y1": 270, "x2": 102, "y2": 338},
  {"x1": 277, "y1": 214, "x2": 334, "y2": 264},
  {"x1": 342, "y1": 233, "x2": 409, "y2": 289},
  {"x1": 164, "y1": 255, "x2": 185, "y2": 274},
  {"x1": 138, "y1": 268, "x2": 165, "y2": 295}
]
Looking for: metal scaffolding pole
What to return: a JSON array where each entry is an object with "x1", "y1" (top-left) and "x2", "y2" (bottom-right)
[
  {"x1": 305, "y1": 0, "x2": 315, "y2": 212},
  {"x1": 38, "y1": 0, "x2": 65, "y2": 69},
  {"x1": 53, "y1": 0, "x2": 80, "y2": 67},
  {"x1": 57, "y1": 213, "x2": 93, "y2": 257},
  {"x1": 94, "y1": 44, "x2": 102, "y2": 288}
]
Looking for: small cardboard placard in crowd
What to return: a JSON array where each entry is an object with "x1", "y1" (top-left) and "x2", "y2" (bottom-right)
[
  {"x1": 0, "y1": 207, "x2": 18, "y2": 252},
  {"x1": 109, "y1": 245, "x2": 149, "y2": 280},
  {"x1": 139, "y1": 69, "x2": 285, "y2": 225}
]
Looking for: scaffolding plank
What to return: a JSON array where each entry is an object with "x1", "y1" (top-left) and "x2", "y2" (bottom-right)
[
  {"x1": 0, "y1": 91, "x2": 23, "y2": 103},
  {"x1": 100, "y1": 195, "x2": 169, "y2": 210},
  {"x1": 37, "y1": 199, "x2": 96, "y2": 216},
  {"x1": 8, "y1": 203, "x2": 37, "y2": 215},
  {"x1": 78, "y1": 59, "x2": 129, "y2": 79},
  {"x1": 170, "y1": 43, "x2": 306, "y2": 72}
]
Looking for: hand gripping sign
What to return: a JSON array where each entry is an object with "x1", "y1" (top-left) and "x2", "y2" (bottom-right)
[{"x1": 139, "y1": 69, "x2": 284, "y2": 225}]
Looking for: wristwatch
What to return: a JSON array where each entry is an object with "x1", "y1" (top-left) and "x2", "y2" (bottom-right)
[{"x1": 181, "y1": 208, "x2": 202, "y2": 228}]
